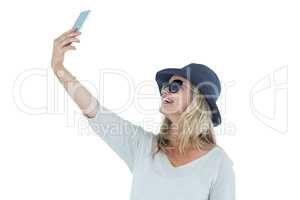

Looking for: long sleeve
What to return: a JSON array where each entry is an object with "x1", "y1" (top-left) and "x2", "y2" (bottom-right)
[
  {"x1": 209, "y1": 155, "x2": 236, "y2": 200},
  {"x1": 84, "y1": 101, "x2": 154, "y2": 173}
]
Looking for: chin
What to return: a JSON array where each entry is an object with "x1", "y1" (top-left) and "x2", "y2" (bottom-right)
[{"x1": 159, "y1": 104, "x2": 180, "y2": 117}]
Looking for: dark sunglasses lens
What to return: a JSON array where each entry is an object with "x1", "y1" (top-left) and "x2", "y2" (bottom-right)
[
  {"x1": 173, "y1": 79, "x2": 183, "y2": 85},
  {"x1": 160, "y1": 83, "x2": 168, "y2": 95},
  {"x1": 169, "y1": 83, "x2": 179, "y2": 93},
  {"x1": 160, "y1": 80, "x2": 183, "y2": 94},
  {"x1": 169, "y1": 80, "x2": 183, "y2": 93},
  {"x1": 161, "y1": 82, "x2": 168, "y2": 90}
]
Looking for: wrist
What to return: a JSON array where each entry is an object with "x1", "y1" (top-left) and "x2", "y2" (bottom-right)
[
  {"x1": 52, "y1": 64, "x2": 64, "y2": 72},
  {"x1": 53, "y1": 67, "x2": 77, "y2": 83}
]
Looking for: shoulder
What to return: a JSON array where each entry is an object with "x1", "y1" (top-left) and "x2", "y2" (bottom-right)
[
  {"x1": 202, "y1": 145, "x2": 234, "y2": 175},
  {"x1": 213, "y1": 146, "x2": 234, "y2": 165},
  {"x1": 210, "y1": 145, "x2": 235, "y2": 181},
  {"x1": 209, "y1": 146, "x2": 236, "y2": 199}
]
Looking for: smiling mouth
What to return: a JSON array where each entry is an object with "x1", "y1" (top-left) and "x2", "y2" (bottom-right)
[{"x1": 162, "y1": 97, "x2": 174, "y2": 104}]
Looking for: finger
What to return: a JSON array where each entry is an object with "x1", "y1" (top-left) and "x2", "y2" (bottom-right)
[
  {"x1": 66, "y1": 31, "x2": 81, "y2": 38},
  {"x1": 60, "y1": 37, "x2": 80, "y2": 47},
  {"x1": 56, "y1": 31, "x2": 81, "y2": 44},
  {"x1": 62, "y1": 27, "x2": 77, "y2": 36},
  {"x1": 62, "y1": 45, "x2": 76, "y2": 52},
  {"x1": 55, "y1": 28, "x2": 78, "y2": 43}
]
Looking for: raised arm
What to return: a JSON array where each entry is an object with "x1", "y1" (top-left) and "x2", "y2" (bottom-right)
[
  {"x1": 51, "y1": 27, "x2": 98, "y2": 118},
  {"x1": 50, "y1": 27, "x2": 155, "y2": 173}
]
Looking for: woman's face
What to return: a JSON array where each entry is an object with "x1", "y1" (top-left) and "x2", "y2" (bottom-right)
[{"x1": 159, "y1": 75, "x2": 194, "y2": 120}]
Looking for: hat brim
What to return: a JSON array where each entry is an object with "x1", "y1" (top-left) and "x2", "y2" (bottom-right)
[
  {"x1": 155, "y1": 68, "x2": 222, "y2": 127},
  {"x1": 155, "y1": 68, "x2": 182, "y2": 81},
  {"x1": 155, "y1": 68, "x2": 186, "y2": 92}
]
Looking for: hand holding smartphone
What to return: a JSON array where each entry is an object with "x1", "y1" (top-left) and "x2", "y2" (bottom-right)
[
  {"x1": 65, "y1": 10, "x2": 91, "y2": 46},
  {"x1": 52, "y1": 10, "x2": 91, "y2": 68}
]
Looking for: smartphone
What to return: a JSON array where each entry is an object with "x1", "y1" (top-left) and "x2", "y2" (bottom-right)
[{"x1": 73, "y1": 10, "x2": 91, "y2": 31}]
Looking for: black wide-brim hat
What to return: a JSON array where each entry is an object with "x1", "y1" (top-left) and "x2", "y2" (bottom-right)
[{"x1": 155, "y1": 63, "x2": 222, "y2": 127}]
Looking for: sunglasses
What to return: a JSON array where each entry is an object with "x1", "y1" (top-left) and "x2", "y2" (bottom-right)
[{"x1": 160, "y1": 79, "x2": 184, "y2": 95}]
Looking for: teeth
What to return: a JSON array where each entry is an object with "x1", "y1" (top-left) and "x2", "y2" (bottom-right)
[{"x1": 163, "y1": 97, "x2": 174, "y2": 103}]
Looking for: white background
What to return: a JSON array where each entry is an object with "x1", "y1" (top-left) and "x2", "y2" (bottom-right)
[{"x1": 1, "y1": 0, "x2": 299, "y2": 199}]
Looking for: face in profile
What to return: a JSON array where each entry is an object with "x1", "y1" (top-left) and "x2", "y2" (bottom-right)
[{"x1": 159, "y1": 75, "x2": 194, "y2": 121}]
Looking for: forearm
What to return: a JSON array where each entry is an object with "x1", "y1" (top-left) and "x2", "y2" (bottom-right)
[{"x1": 52, "y1": 65, "x2": 98, "y2": 118}]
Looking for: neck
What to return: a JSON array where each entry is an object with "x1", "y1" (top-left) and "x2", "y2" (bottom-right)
[
  {"x1": 167, "y1": 114, "x2": 180, "y2": 129},
  {"x1": 167, "y1": 121, "x2": 180, "y2": 148}
]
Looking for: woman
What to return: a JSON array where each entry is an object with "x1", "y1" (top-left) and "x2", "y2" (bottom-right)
[{"x1": 51, "y1": 28, "x2": 235, "y2": 200}]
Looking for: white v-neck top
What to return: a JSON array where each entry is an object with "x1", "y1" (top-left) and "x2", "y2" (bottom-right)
[{"x1": 85, "y1": 102, "x2": 235, "y2": 200}]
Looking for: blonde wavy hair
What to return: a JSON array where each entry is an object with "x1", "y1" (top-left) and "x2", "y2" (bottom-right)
[{"x1": 151, "y1": 85, "x2": 217, "y2": 158}]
